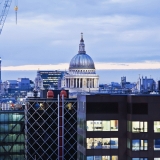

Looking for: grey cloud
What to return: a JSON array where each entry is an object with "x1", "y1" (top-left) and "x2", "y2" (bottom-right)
[{"x1": 1, "y1": 0, "x2": 160, "y2": 67}]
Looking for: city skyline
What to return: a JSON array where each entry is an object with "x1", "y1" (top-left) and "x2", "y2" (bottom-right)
[{"x1": 0, "y1": 0, "x2": 160, "y2": 71}]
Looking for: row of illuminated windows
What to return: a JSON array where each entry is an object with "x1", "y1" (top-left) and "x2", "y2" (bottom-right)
[
  {"x1": 0, "y1": 124, "x2": 21, "y2": 132},
  {"x1": 130, "y1": 158, "x2": 148, "y2": 160},
  {"x1": 0, "y1": 113, "x2": 24, "y2": 122},
  {"x1": 127, "y1": 158, "x2": 160, "y2": 160},
  {"x1": 0, "y1": 144, "x2": 24, "y2": 152},
  {"x1": 87, "y1": 138, "x2": 118, "y2": 149},
  {"x1": 87, "y1": 157, "x2": 160, "y2": 160},
  {"x1": 129, "y1": 158, "x2": 160, "y2": 160},
  {"x1": 87, "y1": 120, "x2": 118, "y2": 131},
  {"x1": 128, "y1": 121, "x2": 160, "y2": 133},
  {"x1": 87, "y1": 156, "x2": 118, "y2": 160},
  {"x1": 78, "y1": 120, "x2": 118, "y2": 131},
  {"x1": 80, "y1": 120, "x2": 160, "y2": 133},
  {"x1": 0, "y1": 134, "x2": 24, "y2": 142},
  {"x1": 127, "y1": 139, "x2": 160, "y2": 151}
]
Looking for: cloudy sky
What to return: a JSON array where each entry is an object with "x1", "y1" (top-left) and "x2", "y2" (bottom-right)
[{"x1": 0, "y1": 0, "x2": 160, "y2": 71}]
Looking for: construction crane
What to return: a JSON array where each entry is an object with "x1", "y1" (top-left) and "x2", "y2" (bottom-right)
[
  {"x1": 14, "y1": 0, "x2": 18, "y2": 24},
  {"x1": 0, "y1": 0, "x2": 18, "y2": 34}
]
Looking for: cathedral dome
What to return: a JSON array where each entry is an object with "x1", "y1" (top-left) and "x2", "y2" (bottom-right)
[
  {"x1": 69, "y1": 53, "x2": 95, "y2": 69},
  {"x1": 69, "y1": 33, "x2": 95, "y2": 70}
]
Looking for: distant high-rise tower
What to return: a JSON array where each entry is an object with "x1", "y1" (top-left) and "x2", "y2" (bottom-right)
[
  {"x1": 0, "y1": 57, "x2": 1, "y2": 92},
  {"x1": 34, "y1": 71, "x2": 43, "y2": 91},
  {"x1": 0, "y1": 57, "x2": 1, "y2": 82}
]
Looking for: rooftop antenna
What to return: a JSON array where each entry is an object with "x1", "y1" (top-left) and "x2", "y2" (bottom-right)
[{"x1": 139, "y1": 74, "x2": 140, "y2": 78}]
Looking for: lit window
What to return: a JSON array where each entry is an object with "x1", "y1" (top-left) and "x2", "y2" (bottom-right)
[
  {"x1": 154, "y1": 121, "x2": 160, "y2": 132},
  {"x1": 86, "y1": 155, "x2": 118, "y2": 160},
  {"x1": 132, "y1": 158, "x2": 148, "y2": 160},
  {"x1": 154, "y1": 139, "x2": 160, "y2": 150},
  {"x1": 86, "y1": 120, "x2": 118, "y2": 131},
  {"x1": 132, "y1": 121, "x2": 148, "y2": 133},
  {"x1": 132, "y1": 139, "x2": 148, "y2": 151},
  {"x1": 86, "y1": 138, "x2": 118, "y2": 149}
]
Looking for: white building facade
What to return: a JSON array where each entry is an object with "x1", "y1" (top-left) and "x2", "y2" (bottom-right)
[
  {"x1": 62, "y1": 33, "x2": 99, "y2": 93},
  {"x1": 34, "y1": 71, "x2": 43, "y2": 91}
]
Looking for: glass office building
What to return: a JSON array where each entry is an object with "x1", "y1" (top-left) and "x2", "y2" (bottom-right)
[
  {"x1": 37, "y1": 70, "x2": 66, "y2": 89},
  {"x1": 0, "y1": 110, "x2": 25, "y2": 160}
]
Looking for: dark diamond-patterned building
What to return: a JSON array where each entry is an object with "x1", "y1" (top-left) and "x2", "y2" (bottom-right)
[{"x1": 25, "y1": 95, "x2": 77, "y2": 160}]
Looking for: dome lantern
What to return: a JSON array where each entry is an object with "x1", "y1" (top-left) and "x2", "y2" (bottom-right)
[
  {"x1": 79, "y1": 32, "x2": 85, "y2": 53},
  {"x1": 69, "y1": 33, "x2": 95, "y2": 71}
]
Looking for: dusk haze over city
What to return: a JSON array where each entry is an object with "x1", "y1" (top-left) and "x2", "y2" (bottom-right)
[
  {"x1": 1, "y1": 0, "x2": 160, "y2": 83},
  {"x1": 1, "y1": 1, "x2": 160, "y2": 160}
]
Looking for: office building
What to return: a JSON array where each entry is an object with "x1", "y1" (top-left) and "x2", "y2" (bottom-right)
[
  {"x1": 77, "y1": 94, "x2": 160, "y2": 160},
  {"x1": 34, "y1": 71, "x2": 43, "y2": 91},
  {"x1": 0, "y1": 109, "x2": 25, "y2": 160},
  {"x1": 37, "y1": 70, "x2": 66, "y2": 89},
  {"x1": 25, "y1": 90, "x2": 77, "y2": 160},
  {"x1": 1, "y1": 78, "x2": 33, "y2": 98}
]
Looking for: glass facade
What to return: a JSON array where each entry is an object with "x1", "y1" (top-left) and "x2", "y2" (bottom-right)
[
  {"x1": 0, "y1": 111, "x2": 25, "y2": 159},
  {"x1": 38, "y1": 70, "x2": 66, "y2": 89}
]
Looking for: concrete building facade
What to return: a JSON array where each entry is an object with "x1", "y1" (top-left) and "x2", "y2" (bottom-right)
[{"x1": 77, "y1": 94, "x2": 160, "y2": 160}]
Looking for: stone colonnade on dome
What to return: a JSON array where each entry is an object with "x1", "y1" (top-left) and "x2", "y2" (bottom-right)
[{"x1": 65, "y1": 77, "x2": 99, "y2": 89}]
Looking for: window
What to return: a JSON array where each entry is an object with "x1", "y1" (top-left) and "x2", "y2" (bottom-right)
[
  {"x1": 127, "y1": 121, "x2": 131, "y2": 132},
  {"x1": 86, "y1": 102, "x2": 118, "y2": 114},
  {"x1": 87, "y1": 155, "x2": 118, "y2": 160},
  {"x1": 154, "y1": 121, "x2": 160, "y2": 132},
  {"x1": 86, "y1": 138, "x2": 118, "y2": 149},
  {"x1": 132, "y1": 158, "x2": 148, "y2": 160},
  {"x1": 154, "y1": 139, "x2": 160, "y2": 150},
  {"x1": 87, "y1": 120, "x2": 118, "y2": 131},
  {"x1": 127, "y1": 139, "x2": 130, "y2": 149},
  {"x1": 127, "y1": 103, "x2": 148, "y2": 114},
  {"x1": 0, "y1": 144, "x2": 24, "y2": 152},
  {"x1": 132, "y1": 121, "x2": 148, "y2": 133},
  {"x1": 132, "y1": 103, "x2": 148, "y2": 114},
  {"x1": 132, "y1": 139, "x2": 148, "y2": 151},
  {"x1": 78, "y1": 135, "x2": 84, "y2": 147}
]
